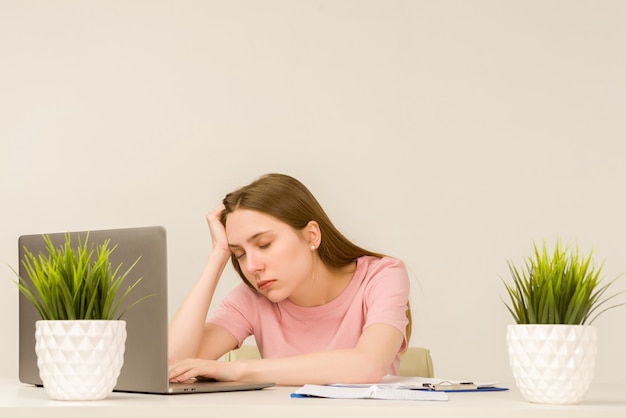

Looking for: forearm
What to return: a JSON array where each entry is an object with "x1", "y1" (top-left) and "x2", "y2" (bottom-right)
[
  {"x1": 234, "y1": 324, "x2": 404, "y2": 385},
  {"x1": 168, "y1": 250, "x2": 230, "y2": 360},
  {"x1": 235, "y1": 348, "x2": 389, "y2": 386}
]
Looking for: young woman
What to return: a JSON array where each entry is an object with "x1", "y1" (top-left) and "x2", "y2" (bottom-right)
[{"x1": 168, "y1": 173, "x2": 411, "y2": 385}]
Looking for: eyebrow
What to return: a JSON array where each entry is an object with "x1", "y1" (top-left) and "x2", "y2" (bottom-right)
[{"x1": 228, "y1": 230, "x2": 272, "y2": 248}]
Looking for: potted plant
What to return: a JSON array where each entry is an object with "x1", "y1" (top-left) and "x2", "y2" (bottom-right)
[
  {"x1": 502, "y1": 239, "x2": 624, "y2": 404},
  {"x1": 12, "y1": 232, "x2": 148, "y2": 401}
]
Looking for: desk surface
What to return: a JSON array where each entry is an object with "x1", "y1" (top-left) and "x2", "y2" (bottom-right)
[{"x1": 1, "y1": 378, "x2": 625, "y2": 418}]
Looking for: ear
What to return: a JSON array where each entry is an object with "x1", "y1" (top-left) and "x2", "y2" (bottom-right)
[{"x1": 304, "y1": 220, "x2": 321, "y2": 248}]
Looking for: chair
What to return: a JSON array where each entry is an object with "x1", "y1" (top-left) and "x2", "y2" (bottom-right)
[
  {"x1": 226, "y1": 344, "x2": 434, "y2": 378},
  {"x1": 398, "y1": 346, "x2": 434, "y2": 378},
  {"x1": 225, "y1": 344, "x2": 261, "y2": 362}
]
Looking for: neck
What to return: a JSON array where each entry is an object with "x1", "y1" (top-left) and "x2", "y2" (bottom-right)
[{"x1": 288, "y1": 261, "x2": 357, "y2": 307}]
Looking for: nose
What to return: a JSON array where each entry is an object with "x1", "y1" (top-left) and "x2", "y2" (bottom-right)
[{"x1": 241, "y1": 251, "x2": 264, "y2": 276}]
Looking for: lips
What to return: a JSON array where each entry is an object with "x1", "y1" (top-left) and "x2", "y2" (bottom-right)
[{"x1": 256, "y1": 279, "x2": 275, "y2": 291}]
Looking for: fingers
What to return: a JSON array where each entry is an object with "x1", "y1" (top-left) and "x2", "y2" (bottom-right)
[
  {"x1": 168, "y1": 358, "x2": 239, "y2": 383},
  {"x1": 206, "y1": 204, "x2": 226, "y2": 225},
  {"x1": 205, "y1": 204, "x2": 231, "y2": 253},
  {"x1": 168, "y1": 358, "x2": 212, "y2": 383}
]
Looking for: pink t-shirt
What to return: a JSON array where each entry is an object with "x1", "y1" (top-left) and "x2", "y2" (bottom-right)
[{"x1": 207, "y1": 256, "x2": 410, "y2": 375}]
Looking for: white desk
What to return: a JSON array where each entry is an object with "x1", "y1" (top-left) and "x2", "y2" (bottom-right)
[{"x1": 1, "y1": 378, "x2": 625, "y2": 418}]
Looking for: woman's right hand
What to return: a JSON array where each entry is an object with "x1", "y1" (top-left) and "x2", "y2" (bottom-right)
[
  {"x1": 168, "y1": 204, "x2": 234, "y2": 362},
  {"x1": 206, "y1": 204, "x2": 231, "y2": 255}
]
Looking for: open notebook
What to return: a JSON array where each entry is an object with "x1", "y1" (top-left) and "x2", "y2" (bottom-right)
[
  {"x1": 18, "y1": 226, "x2": 274, "y2": 394},
  {"x1": 292, "y1": 376, "x2": 507, "y2": 400}
]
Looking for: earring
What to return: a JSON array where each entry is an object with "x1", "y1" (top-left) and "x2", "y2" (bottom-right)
[{"x1": 310, "y1": 245, "x2": 316, "y2": 250}]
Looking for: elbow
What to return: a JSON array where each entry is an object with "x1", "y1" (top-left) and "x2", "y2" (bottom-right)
[
  {"x1": 340, "y1": 348, "x2": 395, "y2": 384},
  {"x1": 351, "y1": 360, "x2": 389, "y2": 384},
  {"x1": 362, "y1": 366, "x2": 388, "y2": 384}
]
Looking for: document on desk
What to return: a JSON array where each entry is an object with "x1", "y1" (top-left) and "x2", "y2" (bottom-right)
[{"x1": 291, "y1": 384, "x2": 448, "y2": 401}]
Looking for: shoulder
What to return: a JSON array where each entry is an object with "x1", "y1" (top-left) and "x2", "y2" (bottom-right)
[
  {"x1": 355, "y1": 255, "x2": 409, "y2": 289},
  {"x1": 217, "y1": 283, "x2": 279, "y2": 321},
  {"x1": 357, "y1": 255, "x2": 408, "y2": 277},
  {"x1": 355, "y1": 256, "x2": 410, "y2": 311},
  {"x1": 222, "y1": 283, "x2": 265, "y2": 306}
]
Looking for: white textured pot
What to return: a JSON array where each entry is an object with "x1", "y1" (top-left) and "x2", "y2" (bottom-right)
[
  {"x1": 35, "y1": 320, "x2": 126, "y2": 401},
  {"x1": 506, "y1": 324, "x2": 597, "y2": 404}
]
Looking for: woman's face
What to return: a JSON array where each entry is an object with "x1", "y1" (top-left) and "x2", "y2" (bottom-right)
[{"x1": 225, "y1": 209, "x2": 314, "y2": 303}]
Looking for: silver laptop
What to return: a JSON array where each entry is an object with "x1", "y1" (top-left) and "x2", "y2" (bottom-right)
[{"x1": 18, "y1": 226, "x2": 274, "y2": 394}]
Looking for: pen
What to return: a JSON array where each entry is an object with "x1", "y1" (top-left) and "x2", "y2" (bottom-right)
[{"x1": 422, "y1": 382, "x2": 477, "y2": 391}]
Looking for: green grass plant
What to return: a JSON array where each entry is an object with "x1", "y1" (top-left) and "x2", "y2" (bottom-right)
[
  {"x1": 12, "y1": 233, "x2": 149, "y2": 320},
  {"x1": 502, "y1": 239, "x2": 625, "y2": 325}
]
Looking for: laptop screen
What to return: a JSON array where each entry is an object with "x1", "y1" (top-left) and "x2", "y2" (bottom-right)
[{"x1": 18, "y1": 226, "x2": 170, "y2": 393}]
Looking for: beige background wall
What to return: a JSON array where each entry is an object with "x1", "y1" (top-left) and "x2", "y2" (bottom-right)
[{"x1": 1, "y1": 0, "x2": 625, "y2": 385}]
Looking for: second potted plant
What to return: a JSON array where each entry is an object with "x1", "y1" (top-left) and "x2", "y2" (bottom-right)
[{"x1": 502, "y1": 239, "x2": 624, "y2": 404}]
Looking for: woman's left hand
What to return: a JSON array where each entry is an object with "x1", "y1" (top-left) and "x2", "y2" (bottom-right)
[{"x1": 168, "y1": 358, "x2": 241, "y2": 383}]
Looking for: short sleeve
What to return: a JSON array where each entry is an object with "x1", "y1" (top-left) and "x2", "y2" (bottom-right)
[
  {"x1": 362, "y1": 258, "x2": 411, "y2": 344},
  {"x1": 206, "y1": 284, "x2": 259, "y2": 346}
]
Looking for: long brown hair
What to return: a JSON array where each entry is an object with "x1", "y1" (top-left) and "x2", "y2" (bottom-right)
[{"x1": 220, "y1": 173, "x2": 412, "y2": 342}]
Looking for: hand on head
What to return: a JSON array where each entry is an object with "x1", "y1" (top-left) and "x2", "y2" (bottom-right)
[{"x1": 206, "y1": 204, "x2": 230, "y2": 255}]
